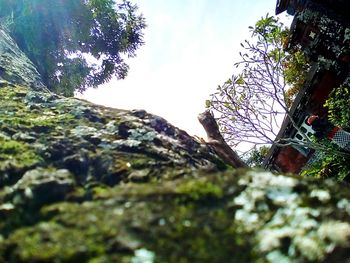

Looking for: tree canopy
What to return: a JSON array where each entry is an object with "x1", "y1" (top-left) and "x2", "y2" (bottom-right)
[
  {"x1": 0, "y1": 0, "x2": 146, "y2": 96},
  {"x1": 208, "y1": 15, "x2": 309, "y2": 152}
]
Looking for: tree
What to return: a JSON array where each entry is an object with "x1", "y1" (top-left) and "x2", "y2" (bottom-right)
[
  {"x1": 207, "y1": 15, "x2": 309, "y2": 151},
  {"x1": 0, "y1": 0, "x2": 146, "y2": 96},
  {"x1": 244, "y1": 145, "x2": 270, "y2": 167}
]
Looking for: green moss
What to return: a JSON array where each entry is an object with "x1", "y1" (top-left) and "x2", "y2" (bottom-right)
[
  {"x1": 0, "y1": 86, "x2": 27, "y2": 99},
  {"x1": 138, "y1": 200, "x2": 253, "y2": 263},
  {"x1": 0, "y1": 87, "x2": 77, "y2": 135},
  {"x1": 4, "y1": 222, "x2": 107, "y2": 262},
  {"x1": 1, "y1": 83, "x2": 350, "y2": 262},
  {"x1": 0, "y1": 112, "x2": 76, "y2": 132},
  {"x1": 35, "y1": 179, "x2": 251, "y2": 263},
  {"x1": 0, "y1": 139, "x2": 42, "y2": 169},
  {"x1": 66, "y1": 187, "x2": 86, "y2": 201},
  {"x1": 176, "y1": 179, "x2": 224, "y2": 201},
  {"x1": 91, "y1": 185, "x2": 110, "y2": 199},
  {"x1": 87, "y1": 256, "x2": 118, "y2": 263},
  {"x1": 129, "y1": 156, "x2": 153, "y2": 169}
]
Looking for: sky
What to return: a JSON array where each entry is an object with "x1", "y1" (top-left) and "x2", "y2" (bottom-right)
[{"x1": 78, "y1": 0, "x2": 291, "y2": 138}]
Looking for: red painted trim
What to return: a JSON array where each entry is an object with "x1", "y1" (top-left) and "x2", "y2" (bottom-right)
[{"x1": 328, "y1": 127, "x2": 341, "y2": 139}]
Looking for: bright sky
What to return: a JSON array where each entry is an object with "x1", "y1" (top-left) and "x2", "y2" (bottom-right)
[{"x1": 78, "y1": 0, "x2": 291, "y2": 138}]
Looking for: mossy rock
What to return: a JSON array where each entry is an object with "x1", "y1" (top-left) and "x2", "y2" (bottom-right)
[{"x1": 0, "y1": 86, "x2": 350, "y2": 262}]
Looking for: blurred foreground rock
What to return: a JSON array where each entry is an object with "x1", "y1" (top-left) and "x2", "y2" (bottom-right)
[{"x1": 0, "y1": 86, "x2": 349, "y2": 262}]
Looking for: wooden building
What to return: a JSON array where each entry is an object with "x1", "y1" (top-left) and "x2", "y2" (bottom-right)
[{"x1": 264, "y1": 0, "x2": 350, "y2": 173}]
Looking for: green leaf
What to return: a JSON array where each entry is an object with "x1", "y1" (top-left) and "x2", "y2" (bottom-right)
[
  {"x1": 205, "y1": 100, "x2": 212, "y2": 108},
  {"x1": 235, "y1": 76, "x2": 245, "y2": 85}
]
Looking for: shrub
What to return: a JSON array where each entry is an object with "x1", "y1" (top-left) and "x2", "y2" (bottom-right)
[
  {"x1": 302, "y1": 80, "x2": 350, "y2": 181},
  {"x1": 302, "y1": 140, "x2": 350, "y2": 181},
  {"x1": 325, "y1": 80, "x2": 350, "y2": 128}
]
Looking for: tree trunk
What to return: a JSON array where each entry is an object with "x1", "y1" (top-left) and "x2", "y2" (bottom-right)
[
  {"x1": 198, "y1": 110, "x2": 247, "y2": 168},
  {"x1": 0, "y1": 25, "x2": 46, "y2": 90}
]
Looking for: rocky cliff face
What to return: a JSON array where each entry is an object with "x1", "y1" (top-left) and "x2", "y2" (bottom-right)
[
  {"x1": 0, "y1": 25, "x2": 350, "y2": 263},
  {"x1": 0, "y1": 27, "x2": 45, "y2": 90}
]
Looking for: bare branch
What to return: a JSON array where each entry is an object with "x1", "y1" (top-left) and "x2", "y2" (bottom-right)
[{"x1": 207, "y1": 15, "x2": 315, "y2": 156}]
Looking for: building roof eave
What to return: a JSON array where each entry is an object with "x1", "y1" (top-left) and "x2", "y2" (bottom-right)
[
  {"x1": 263, "y1": 62, "x2": 319, "y2": 168},
  {"x1": 275, "y1": 0, "x2": 289, "y2": 15}
]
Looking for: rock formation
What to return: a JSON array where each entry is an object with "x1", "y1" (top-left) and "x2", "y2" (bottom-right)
[
  {"x1": 0, "y1": 24, "x2": 350, "y2": 263},
  {"x1": 0, "y1": 26, "x2": 45, "y2": 90}
]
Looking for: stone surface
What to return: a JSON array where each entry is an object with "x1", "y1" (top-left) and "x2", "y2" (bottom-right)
[
  {"x1": 0, "y1": 26, "x2": 45, "y2": 90},
  {"x1": 0, "y1": 85, "x2": 350, "y2": 262}
]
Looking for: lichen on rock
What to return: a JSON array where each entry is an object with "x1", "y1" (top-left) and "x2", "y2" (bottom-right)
[{"x1": 0, "y1": 85, "x2": 350, "y2": 262}]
